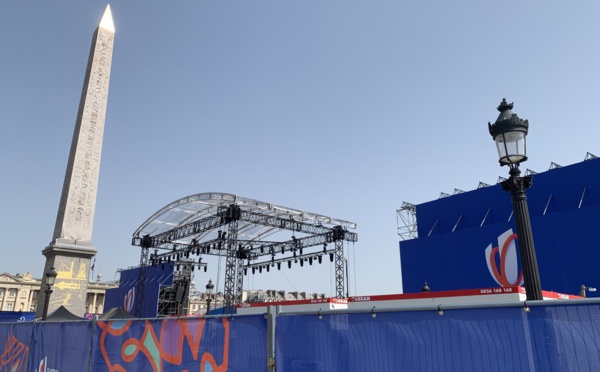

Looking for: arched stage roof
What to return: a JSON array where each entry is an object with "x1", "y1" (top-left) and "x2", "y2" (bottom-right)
[{"x1": 133, "y1": 192, "x2": 357, "y2": 245}]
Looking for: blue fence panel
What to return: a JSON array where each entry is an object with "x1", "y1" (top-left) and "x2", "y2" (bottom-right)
[
  {"x1": 276, "y1": 307, "x2": 536, "y2": 372},
  {"x1": 0, "y1": 322, "x2": 33, "y2": 371},
  {"x1": 528, "y1": 304, "x2": 600, "y2": 371},
  {"x1": 91, "y1": 315, "x2": 266, "y2": 371},
  {"x1": 29, "y1": 321, "x2": 93, "y2": 372}
]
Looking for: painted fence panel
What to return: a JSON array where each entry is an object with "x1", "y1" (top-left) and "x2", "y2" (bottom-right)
[
  {"x1": 91, "y1": 315, "x2": 266, "y2": 371},
  {"x1": 0, "y1": 322, "x2": 33, "y2": 371}
]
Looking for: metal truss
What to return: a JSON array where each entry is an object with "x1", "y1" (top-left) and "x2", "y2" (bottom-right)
[
  {"x1": 224, "y1": 206, "x2": 240, "y2": 312},
  {"x1": 396, "y1": 202, "x2": 417, "y2": 241},
  {"x1": 334, "y1": 239, "x2": 344, "y2": 298},
  {"x1": 244, "y1": 247, "x2": 337, "y2": 271},
  {"x1": 131, "y1": 213, "x2": 227, "y2": 249},
  {"x1": 133, "y1": 201, "x2": 358, "y2": 311},
  {"x1": 133, "y1": 243, "x2": 150, "y2": 317}
]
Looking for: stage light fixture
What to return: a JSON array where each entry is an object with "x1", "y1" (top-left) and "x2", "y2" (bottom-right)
[
  {"x1": 288, "y1": 261, "x2": 292, "y2": 269},
  {"x1": 329, "y1": 253, "x2": 334, "y2": 262},
  {"x1": 277, "y1": 262, "x2": 281, "y2": 270}
]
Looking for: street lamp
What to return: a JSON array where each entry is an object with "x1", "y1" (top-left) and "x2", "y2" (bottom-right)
[
  {"x1": 205, "y1": 279, "x2": 214, "y2": 315},
  {"x1": 42, "y1": 267, "x2": 58, "y2": 320},
  {"x1": 580, "y1": 285, "x2": 597, "y2": 298},
  {"x1": 489, "y1": 98, "x2": 543, "y2": 301}
]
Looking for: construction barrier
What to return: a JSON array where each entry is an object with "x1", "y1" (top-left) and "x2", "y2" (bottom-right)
[{"x1": 2, "y1": 302, "x2": 600, "y2": 371}]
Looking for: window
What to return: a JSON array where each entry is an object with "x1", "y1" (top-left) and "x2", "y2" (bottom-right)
[
  {"x1": 6, "y1": 303, "x2": 13, "y2": 311},
  {"x1": 0, "y1": 288, "x2": 4, "y2": 297},
  {"x1": 8, "y1": 289, "x2": 16, "y2": 297}
]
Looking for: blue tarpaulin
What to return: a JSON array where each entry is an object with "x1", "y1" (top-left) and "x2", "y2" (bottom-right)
[{"x1": 0, "y1": 311, "x2": 35, "y2": 323}]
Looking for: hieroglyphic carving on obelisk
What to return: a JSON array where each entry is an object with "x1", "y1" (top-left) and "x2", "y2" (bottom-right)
[{"x1": 36, "y1": 5, "x2": 115, "y2": 318}]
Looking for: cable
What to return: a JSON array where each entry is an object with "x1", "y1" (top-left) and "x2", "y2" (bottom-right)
[
  {"x1": 279, "y1": 270, "x2": 298, "y2": 292},
  {"x1": 352, "y1": 241, "x2": 357, "y2": 295}
]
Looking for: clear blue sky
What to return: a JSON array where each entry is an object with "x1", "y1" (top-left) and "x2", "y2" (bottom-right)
[{"x1": 2, "y1": 1, "x2": 599, "y2": 296}]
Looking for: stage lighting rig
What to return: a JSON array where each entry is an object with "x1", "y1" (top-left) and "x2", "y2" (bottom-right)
[{"x1": 132, "y1": 194, "x2": 358, "y2": 311}]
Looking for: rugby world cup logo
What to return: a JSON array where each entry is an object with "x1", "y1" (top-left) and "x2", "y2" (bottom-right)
[
  {"x1": 485, "y1": 229, "x2": 523, "y2": 286},
  {"x1": 124, "y1": 287, "x2": 135, "y2": 313}
]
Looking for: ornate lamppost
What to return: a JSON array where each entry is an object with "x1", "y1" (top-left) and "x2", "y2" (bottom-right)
[
  {"x1": 489, "y1": 98, "x2": 543, "y2": 301},
  {"x1": 41, "y1": 267, "x2": 58, "y2": 320},
  {"x1": 206, "y1": 279, "x2": 214, "y2": 315}
]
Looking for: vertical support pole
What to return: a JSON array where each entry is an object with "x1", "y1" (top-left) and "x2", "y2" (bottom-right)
[
  {"x1": 134, "y1": 244, "x2": 150, "y2": 317},
  {"x1": 267, "y1": 305, "x2": 277, "y2": 372},
  {"x1": 42, "y1": 287, "x2": 52, "y2": 321},
  {"x1": 224, "y1": 205, "x2": 241, "y2": 313},
  {"x1": 332, "y1": 226, "x2": 345, "y2": 299},
  {"x1": 502, "y1": 167, "x2": 543, "y2": 301}
]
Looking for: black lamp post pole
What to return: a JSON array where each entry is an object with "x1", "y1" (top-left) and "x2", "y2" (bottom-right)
[
  {"x1": 41, "y1": 286, "x2": 53, "y2": 321},
  {"x1": 41, "y1": 267, "x2": 57, "y2": 321},
  {"x1": 502, "y1": 167, "x2": 543, "y2": 301},
  {"x1": 206, "y1": 279, "x2": 214, "y2": 316}
]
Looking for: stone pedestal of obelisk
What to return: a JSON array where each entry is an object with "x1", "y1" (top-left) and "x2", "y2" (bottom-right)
[{"x1": 36, "y1": 5, "x2": 115, "y2": 318}]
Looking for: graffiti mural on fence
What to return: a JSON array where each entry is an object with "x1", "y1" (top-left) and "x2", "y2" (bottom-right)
[
  {"x1": 0, "y1": 330, "x2": 29, "y2": 371},
  {"x1": 97, "y1": 317, "x2": 230, "y2": 371}
]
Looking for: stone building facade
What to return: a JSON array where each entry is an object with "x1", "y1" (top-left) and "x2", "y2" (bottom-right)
[{"x1": 0, "y1": 272, "x2": 116, "y2": 315}]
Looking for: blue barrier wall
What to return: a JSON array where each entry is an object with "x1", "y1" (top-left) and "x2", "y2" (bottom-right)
[
  {"x1": 400, "y1": 158, "x2": 600, "y2": 295},
  {"x1": 2, "y1": 303, "x2": 600, "y2": 371},
  {"x1": 104, "y1": 264, "x2": 174, "y2": 317},
  {"x1": 275, "y1": 303, "x2": 600, "y2": 372}
]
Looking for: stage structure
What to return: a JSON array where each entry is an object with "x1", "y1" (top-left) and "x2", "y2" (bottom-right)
[{"x1": 132, "y1": 193, "x2": 357, "y2": 314}]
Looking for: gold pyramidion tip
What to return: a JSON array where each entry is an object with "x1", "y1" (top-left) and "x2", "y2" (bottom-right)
[{"x1": 99, "y1": 4, "x2": 115, "y2": 32}]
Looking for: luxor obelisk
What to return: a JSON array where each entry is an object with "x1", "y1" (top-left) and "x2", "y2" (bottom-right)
[{"x1": 36, "y1": 5, "x2": 115, "y2": 318}]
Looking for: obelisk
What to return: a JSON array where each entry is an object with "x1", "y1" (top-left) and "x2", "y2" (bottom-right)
[{"x1": 36, "y1": 5, "x2": 115, "y2": 318}]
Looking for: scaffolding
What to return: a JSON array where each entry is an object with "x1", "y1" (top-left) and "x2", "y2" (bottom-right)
[{"x1": 396, "y1": 202, "x2": 417, "y2": 241}]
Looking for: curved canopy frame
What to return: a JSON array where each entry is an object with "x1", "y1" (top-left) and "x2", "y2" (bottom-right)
[{"x1": 133, "y1": 192, "x2": 357, "y2": 246}]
